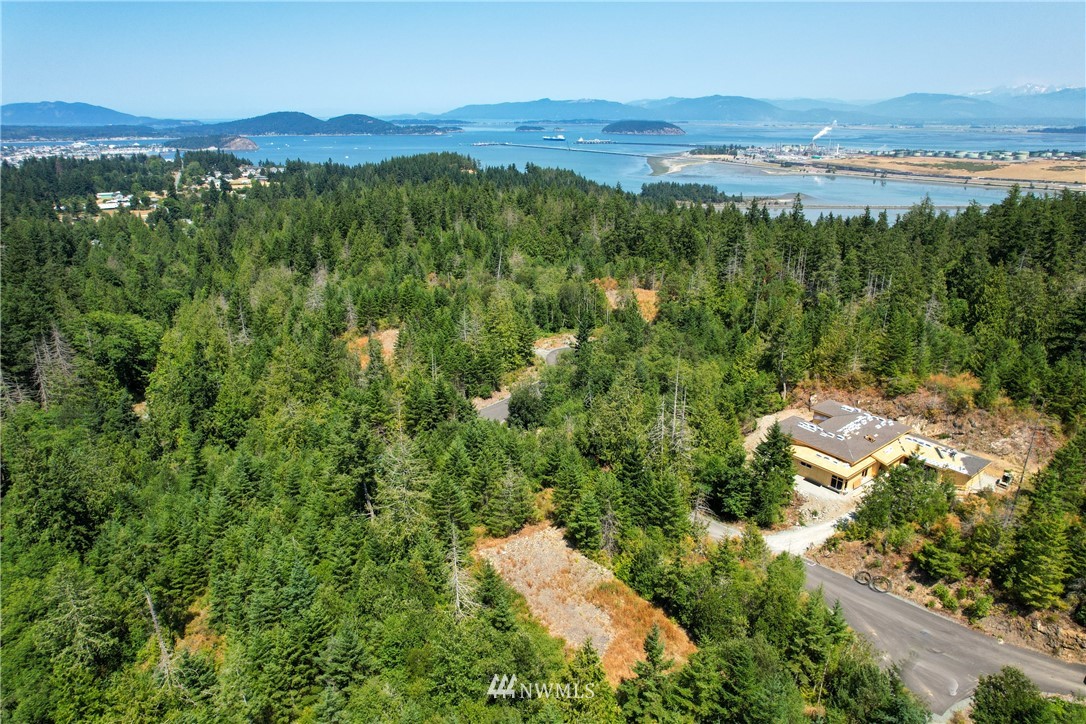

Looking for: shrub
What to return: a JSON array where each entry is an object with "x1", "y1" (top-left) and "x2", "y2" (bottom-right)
[
  {"x1": 884, "y1": 524, "x2": 914, "y2": 553},
  {"x1": 925, "y1": 373, "x2": 980, "y2": 414},
  {"x1": 821, "y1": 534, "x2": 843, "y2": 553},
  {"x1": 851, "y1": 460, "x2": 954, "y2": 538},
  {"x1": 507, "y1": 383, "x2": 547, "y2": 429},
  {"x1": 1073, "y1": 602, "x2": 1086, "y2": 627},
  {"x1": 914, "y1": 521, "x2": 965, "y2": 582},
  {"x1": 884, "y1": 376, "x2": 918, "y2": 398},
  {"x1": 932, "y1": 583, "x2": 958, "y2": 611},
  {"x1": 972, "y1": 667, "x2": 1050, "y2": 723},
  {"x1": 966, "y1": 595, "x2": 993, "y2": 623}
]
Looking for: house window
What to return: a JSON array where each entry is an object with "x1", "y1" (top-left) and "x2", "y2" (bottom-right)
[
  {"x1": 799, "y1": 461, "x2": 812, "y2": 469},
  {"x1": 830, "y1": 475, "x2": 846, "y2": 491}
]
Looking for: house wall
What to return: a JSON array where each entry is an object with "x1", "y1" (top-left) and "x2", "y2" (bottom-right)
[{"x1": 793, "y1": 450, "x2": 878, "y2": 492}]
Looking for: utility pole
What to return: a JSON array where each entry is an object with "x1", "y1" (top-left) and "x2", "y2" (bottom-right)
[{"x1": 1010, "y1": 427, "x2": 1036, "y2": 516}]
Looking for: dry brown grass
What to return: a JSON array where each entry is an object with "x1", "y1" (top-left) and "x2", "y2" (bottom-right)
[
  {"x1": 476, "y1": 524, "x2": 695, "y2": 685},
  {"x1": 174, "y1": 598, "x2": 225, "y2": 664},
  {"x1": 824, "y1": 155, "x2": 1086, "y2": 185},
  {"x1": 587, "y1": 581, "x2": 697, "y2": 683}
]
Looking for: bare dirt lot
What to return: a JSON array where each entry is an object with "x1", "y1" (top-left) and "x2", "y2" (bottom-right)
[
  {"x1": 593, "y1": 277, "x2": 659, "y2": 322},
  {"x1": 475, "y1": 524, "x2": 696, "y2": 685}
]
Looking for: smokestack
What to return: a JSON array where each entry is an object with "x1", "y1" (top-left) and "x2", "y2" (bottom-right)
[{"x1": 812, "y1": 120, "x2": 837, "y2": 143}]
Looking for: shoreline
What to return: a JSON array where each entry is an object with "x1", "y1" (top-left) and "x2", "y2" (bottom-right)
[{"x1": 650, "y1": 152, "x2": 1086, "y2": 193}]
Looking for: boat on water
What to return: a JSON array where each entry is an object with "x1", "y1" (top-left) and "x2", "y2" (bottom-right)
[
  {"x1": 576, "y1": 137, "x2": 614, "y2": 145},
  {"x1": 542, "y1": 135, "x2": 566, "y2": 141}
]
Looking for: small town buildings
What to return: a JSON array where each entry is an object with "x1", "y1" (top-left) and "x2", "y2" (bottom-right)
[{"x1": 779, "y1": 400, "x2": 993, "y2": 493}]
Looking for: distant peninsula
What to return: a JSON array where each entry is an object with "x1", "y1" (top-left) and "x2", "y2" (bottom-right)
[
  {"x1": 515, "y1": 125, "x2": 545, "y2": 132},
  {"x1": 602, "y1": 120, "x2": 685, "y2": 135},
  {"x1": 1028, "y1": 125, "x2": 1086, "y2": 135}
]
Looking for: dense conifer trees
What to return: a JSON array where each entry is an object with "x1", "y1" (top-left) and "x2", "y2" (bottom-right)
[{"x1": 2, "y1": 151, "x2": 1083, "y2": 720}]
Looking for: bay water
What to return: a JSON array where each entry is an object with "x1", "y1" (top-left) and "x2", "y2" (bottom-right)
[{"x1": 241, "y1": 122, "x2": 1084, "y2": 217}]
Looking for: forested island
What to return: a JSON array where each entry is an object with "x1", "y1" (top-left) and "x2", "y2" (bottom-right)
[
  {"x1": 167, "y1": 135, "x2": 259, "y2": 151},
  {"x1": 2, "y1": 151, "x2": 1084, "y2": 722},
  {"x1": 602, "y1": 120, "x2": 686, "y2": 135}
]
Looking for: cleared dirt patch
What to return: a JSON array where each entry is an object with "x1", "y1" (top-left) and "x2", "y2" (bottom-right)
[
  {"x1": 592, "y1": 277, "x2": 659, "y2": 322},
  {"x1": 476, "y1": 524, "x2": 696, "y2": 685},
  {"x1": 342, "y1": 328, "x2": 399, "y2": 369},
  {"x1": 534, "y1": 333, "x2": 576, "y2": 352}
]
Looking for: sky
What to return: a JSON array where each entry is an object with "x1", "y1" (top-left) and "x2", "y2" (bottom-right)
[{"x1": 2, "y1": 2, "x2": 1084, "y2": 119}]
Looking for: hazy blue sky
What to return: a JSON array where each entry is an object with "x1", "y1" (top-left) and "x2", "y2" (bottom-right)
[{"x1": 2, "y1": 2, "x2": 1083, "y2": 119}]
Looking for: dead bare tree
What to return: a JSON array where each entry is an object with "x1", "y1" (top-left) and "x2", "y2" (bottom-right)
[
  {"x1": 446, "y1": 527, "x2": 479, "y2": 621},
  {"x1": 32, "y1": 325, "x2": 76, "y2": 409},
  {"x1": 650, "y1": 359, "x2": 693, "y2": 471},
  {"x1": 144, "y1": 587, "x2": 176, "y2": 689},
  {"x1": 344, "y1": 292, "x2": 358, "y2": 333}
]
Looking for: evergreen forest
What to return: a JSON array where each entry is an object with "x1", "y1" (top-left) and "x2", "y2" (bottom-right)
[{"x1": 2, "y1": 151, "x2": 1085, "y2": 722}]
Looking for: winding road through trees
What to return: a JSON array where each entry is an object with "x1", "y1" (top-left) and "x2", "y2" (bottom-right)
[{"x1": 478, "y1": 346, "x2": 570, "y2": 422}]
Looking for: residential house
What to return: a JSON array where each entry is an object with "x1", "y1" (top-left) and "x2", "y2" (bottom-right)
[{"x1": 779, "y1": 401, "x2": 993, "y2": 493}]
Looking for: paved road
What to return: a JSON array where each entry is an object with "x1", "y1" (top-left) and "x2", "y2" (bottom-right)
[
  {"x1": 805, "y1": 562, "x2": 1086, "y2": 715},
  {"x1": 478, "y1": 346, "x2": 570, "y2": 422},
  {"x1": 701, "y1": 515, "x2": 1086, "y2": 714},
  {"x1": 543, "y1": 346, "x2": 570, "y2": 366}
]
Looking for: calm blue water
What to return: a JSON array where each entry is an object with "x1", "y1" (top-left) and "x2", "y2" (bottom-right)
[
  {"x1": 241, "y1": 123, "x2": 1083, "y2": 217},
  {"x1": 10, "y1": 123, "x2": 1081, "y2": 216}
]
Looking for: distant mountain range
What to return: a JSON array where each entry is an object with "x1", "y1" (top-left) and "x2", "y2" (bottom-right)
[
  {"x1": 0, "y1": 103, "x2": 453, "y2": 138},
  {"x1": 436, "y1": 89, "x2": 1085, "y2": 124},
  {"x1": 187, "y1": 111, "x2": 445, "y2": 136},
  {"x1": 1, "y1": 101, "x2": 194, "y2": 128},
  {"x1": 2, "y1": 87, "x2": 1083, "y2": 140}
]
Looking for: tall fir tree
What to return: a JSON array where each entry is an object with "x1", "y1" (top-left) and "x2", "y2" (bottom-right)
[
  {"x1": 749, "y1": 422, "x2": 796, "y2": 527},
  {"x1": 1006, "y1": 480, "x2": 1070, "y2": 610}
]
